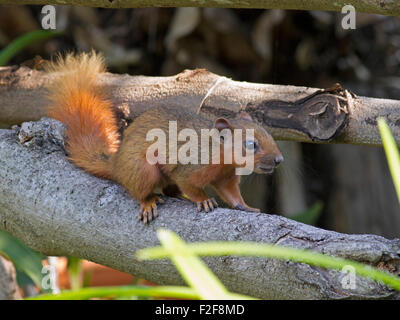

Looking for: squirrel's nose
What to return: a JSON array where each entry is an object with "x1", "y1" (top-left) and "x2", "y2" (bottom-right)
[{"x1": 274, "y1": 154, "x2": 284, "y2": 166}]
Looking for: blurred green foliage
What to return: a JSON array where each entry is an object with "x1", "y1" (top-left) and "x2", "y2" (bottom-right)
[
  {"x1": 378, "y1": 118, "x2": 400, "y2": 204},
  {"x1": 290, "y1": 201, "x2": 323, "y2": 225},
  {"x1": 0, "y1": 230, "x2": 48, "y2": 292},
  {"x1": 0, "y1": 30, "x2": 61, "y2": 66}
]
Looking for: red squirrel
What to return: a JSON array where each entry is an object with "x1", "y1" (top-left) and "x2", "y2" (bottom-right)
[{"x1": 46, "y1": 51, "x2": 283, "y2": 224}]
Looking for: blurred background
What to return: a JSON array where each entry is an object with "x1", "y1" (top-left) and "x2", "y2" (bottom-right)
[{"x1": 1, "y1": 5, "x2": 399, "y2": 295}]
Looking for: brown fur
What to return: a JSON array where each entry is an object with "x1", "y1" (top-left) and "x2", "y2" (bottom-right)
[
  {"x1": 47, "y1": 52, "x2": 283, "y2": 223},
  {"x1": 46, "y1": 51, "x2": 119, "y2": 179}
]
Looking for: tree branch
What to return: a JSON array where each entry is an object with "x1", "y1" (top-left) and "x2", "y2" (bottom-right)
[
  {"x1": 1, "y1": 66, "x2": 399, "y2": 146},
  {"x1": 0, "y1": 118, "x2": 399, "y2": 299},
  {"x1": 0, "y1": 256, "x2": 21, "y2": 300},
  {"x1": 0, "y1": 1, "x2": 400, "y2": 17}
]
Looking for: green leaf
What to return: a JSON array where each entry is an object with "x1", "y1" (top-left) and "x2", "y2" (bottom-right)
[
  {"x1": 15, "y1": 267, "x2": 35, "y2": 287},
  {"x1": 138, "y1": 239, "x2": 400, "y2": 292},
  {"x1": 67, "y1": 256, "x2": 83, "y2": 290},
  {"x1": 28, "y1": 285, "x2": 200, "y2": 300},
  {"x1": 378, "y1": 117, "x2": 400, "y2": 204},
  {"x1": 0, "y1": 230, "x2": 47, "y2": 290},
  {"x1": 155, "y1": 229, "x2": 254, "y2": 300},
  {"x1": 82, "y1": 269, "x2": 93, "y2": 288},
  {"x1": 0, "y1": 30, "x2": 62, "y2": 66}
]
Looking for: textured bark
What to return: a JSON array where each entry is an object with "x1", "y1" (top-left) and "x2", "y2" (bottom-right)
[
  {"x1": 0, "y1": 118, "x2": 399, "y2": 299},
  {"x1": 0, "y1": 256, "x2": 22, "y2": 300},
  {"x1": 0, "y1": 1, "x2": 400, "y2": 16},
  {"x1": 1, "y1": 66, "x2": 400, "y2": 146}
]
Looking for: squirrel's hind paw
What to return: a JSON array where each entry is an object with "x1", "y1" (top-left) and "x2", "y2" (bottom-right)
[
  {"x1": 196, "y1": 198, "x2": 218, "y2": 213},
  {"x1": 138, "y1": 196, "x2": 164, "y2": 224}
]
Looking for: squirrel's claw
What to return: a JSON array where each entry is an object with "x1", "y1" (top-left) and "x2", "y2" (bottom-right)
[
  {"x1": 234, "y1": 204, "x2": 260, "y2": 213},
  {"x1": 138, "y1": 196, "x2": 164, "y2": 224},
  {"x1": 196, "y1": 198, "x2": 218, "y2": 213}
]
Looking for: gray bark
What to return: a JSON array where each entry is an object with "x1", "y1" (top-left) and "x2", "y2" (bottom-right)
[
  {"x1": 0, "y1": 1, "x2": 400, "y2": 17},
  {"x1": 0, "y1": 118, "x2": 399, "y2": 299},
  {"x1": 1, "y1": 66, "x2": 400, "y2": 147}
]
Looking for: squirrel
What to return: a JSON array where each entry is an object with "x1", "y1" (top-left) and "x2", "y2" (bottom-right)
[{"x1": 46, "y1": 51, "x2": 283, "y2": 224}]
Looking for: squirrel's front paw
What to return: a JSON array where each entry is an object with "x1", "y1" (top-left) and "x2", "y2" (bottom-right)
[
  {"x1": 234, "y1": 204, "x2": 260, "y2": 213},
  {"x1": 138, "y1": 196, "x2": 164, "y2": 224},
  {"x1": 196, "y1": 198, "x2": 218, "y2": 213}
]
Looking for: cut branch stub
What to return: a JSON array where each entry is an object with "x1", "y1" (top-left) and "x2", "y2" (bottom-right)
[{"x1": 246, "y1": 85, "x2": 350, "y2": 141}]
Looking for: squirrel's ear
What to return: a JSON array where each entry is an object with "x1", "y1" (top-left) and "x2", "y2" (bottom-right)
[
  {"x1": 236, "y1": 111, "x2": 253, "y2": 121},
  {"x1": 214, "y1": 118, "x2": 233, "y2": 131}
]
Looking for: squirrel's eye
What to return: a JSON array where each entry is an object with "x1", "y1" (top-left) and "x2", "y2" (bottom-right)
[{"x1": 244, "y1": 140, "x2": 257, "y2": 151}]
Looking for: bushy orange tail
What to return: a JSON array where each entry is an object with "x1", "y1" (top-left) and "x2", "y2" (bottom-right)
[{"x1": 46, "y1": 51, "x2": 119, "y2": 179}]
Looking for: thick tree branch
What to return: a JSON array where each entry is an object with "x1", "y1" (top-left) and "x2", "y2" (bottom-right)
[
  {"x1": 0, "y1": 118, "x2": 399, "y2": 299},
  {"x1": 0, "y1": 256, "x2": 21, "y2": 300},
  {"x1": 1, "y1": 1, "x2": 400, "y2": 17},
  {"x1": 1, "y1": 66, "x2": 399, "y2": 146}
]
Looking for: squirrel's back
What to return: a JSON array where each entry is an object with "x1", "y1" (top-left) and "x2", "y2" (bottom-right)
[{"x1": 46, "y1": 51, "x2": 119, "y2": 179}]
